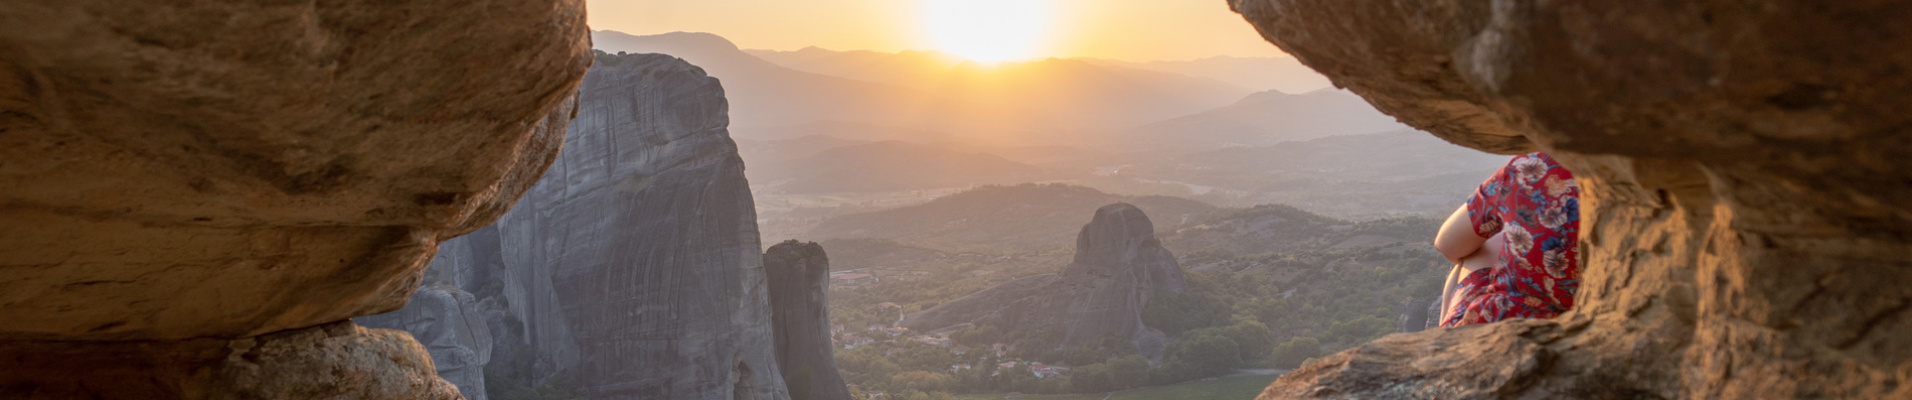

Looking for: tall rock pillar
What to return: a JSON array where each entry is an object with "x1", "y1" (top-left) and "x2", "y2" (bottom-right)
[{"x1": 764, "y1": 241, "x2": 855, "y2": 400}]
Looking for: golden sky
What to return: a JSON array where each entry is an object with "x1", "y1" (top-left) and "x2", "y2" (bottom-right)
[{"x1": 586, "y1": 0, "x2": 1286, "y2": 62}]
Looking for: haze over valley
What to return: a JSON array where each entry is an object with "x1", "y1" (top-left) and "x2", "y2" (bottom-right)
[{"x1": 586, "y1": 29, "x2": 1506, "y2": 399}]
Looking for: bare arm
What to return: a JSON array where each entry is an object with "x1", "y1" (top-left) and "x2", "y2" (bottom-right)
[
  {"x1": 1439, "y1": 264, "x2": 1461, "y2": 323},
  {"x1": 1434, "y1": 204, "x2": 1488, "y2": 264}
]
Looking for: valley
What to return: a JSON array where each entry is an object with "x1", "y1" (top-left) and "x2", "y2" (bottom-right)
[{"x1": 588, "y1": 30, "x2": 1503, "y2": 399}]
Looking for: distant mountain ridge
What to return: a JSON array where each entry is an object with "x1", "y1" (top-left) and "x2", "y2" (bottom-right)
[
  {"x1": 1125, "y1": 89, "x2": 1410, "y2": 151},
  {"x1": 593, "y1": 31, "x2": 1253, "y2": 142},
  {"x1": 751, "y1": 141, "x2": 1046, "y2": 194},
  {"x1": 1080, "y1": 56, "x2": 1333, "y2": 94}
]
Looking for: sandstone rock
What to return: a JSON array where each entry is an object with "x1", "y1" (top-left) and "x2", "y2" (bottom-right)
[
  {"x1": 356, "y1": 286, "x2": 496, "y2": 400},
  {"x1": 0, "y1": 0, "x2": 591, "y2": 398},
  {"x1": 904, "y1": 203, "x2": 1187, "y2": 357},
  {"x1": 764, "y1": 241, "x2": 854, "y2": 400},
  {"x1": 0, "y1": 321, "x2": 460, "y2": 400},
  {"x1": 0, "y1": 0, "x2": 591, "y2": 342},
  {"x1": 1231, "y1": 0, "x2": 1912, "y2": 398}
]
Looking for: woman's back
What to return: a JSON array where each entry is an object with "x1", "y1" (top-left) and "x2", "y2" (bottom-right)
[{"x1": 1444, "y1": 152, "x2": 1581, "y2": 326}]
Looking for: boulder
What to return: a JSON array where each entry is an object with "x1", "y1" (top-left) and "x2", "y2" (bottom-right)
[
  {"x1": 764, "y1": 241, "x2": 854, "y2": 400},
  {"x1": 0, "y1": 321, "x2": 462, "y2": 400},
  {"x1": 1231, "y1": 0, "x2": 1912, "y2": 398},
  {"x1": 357, "y1": 286, "x2": 496, "y2": 400},
  {"x1": 0, "y1": 0, "x2": 591, "y2": 397},
  {"x1": 0, "y1": 0, "x2": 590, "y2": 342}
]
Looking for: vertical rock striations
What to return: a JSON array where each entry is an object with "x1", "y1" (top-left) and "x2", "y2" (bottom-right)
[
  {"x1": 498, "y1": 51, "x2": 786, "y2": 400},
  {"x1": 903, "y1": 203, "x2": 1187, "y2": 356},
  {"x1": 0, "y1": 0, "x2": 590, "y2": 398},
  {"x1": 764, "y1": 241, "x2": 854, "y2": 400},
  {"x1": 356, "y1": 287, "x2": 496, "y2": 400},
  {"x1": 374, "y1": 52, "x2": 794, "y2": 400},
  {"x1": 1230, "y1": 0, "x2": 1912, "y2": 398}
]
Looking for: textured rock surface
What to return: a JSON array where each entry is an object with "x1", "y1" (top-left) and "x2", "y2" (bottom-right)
[
  {"x1": 0, "y1": 321, "x2": 460, "y2": 400},
  {"x1": 356, "y1": 286, "x2": 495, "y2": 400},
  {"x1": 0, "y1": 0, "x2": 590, "y2": 398},
  {"x1": 764, "y1": 241, "x2": 854, "y2": 400},
  {"x1": 1231, "y1": 0, "x2": 1912, "y2": 398},
  {"x1": 0, "y1": 0, "x2": 591, "y2": 342},
  {"x1": 378, "y1": 52, "x2": 790, "y2": 399},
  {"x1": 904, "y1": 203, "x2": 1187, "y2": 356}
]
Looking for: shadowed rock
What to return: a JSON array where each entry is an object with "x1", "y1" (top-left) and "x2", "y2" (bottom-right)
[
  {"x1": 0, "y1": 0, "x2": 590, "y2": 397},
  {"x1": 357, "y1": 286, "x2": 496, "y2": 400},
  {"x1": 903, "y1": 203, "x2": 1187, "y2": 357},
  {"x1": 375, "y1": 52, "x2": 793, "y2": 400},
  {"x1": 1231, "y1": 0, "x2": 1912, "y2": 398},
  {"x1": 764, "y1": 241, "x2": 853, "y2": 400}
]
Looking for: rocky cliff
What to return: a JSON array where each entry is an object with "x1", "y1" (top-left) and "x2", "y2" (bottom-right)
[
  {"x1": 500, "y1": 51, "x2": 785, "y2": 400},
  {"x1": 1230, "y1": 0, "x2": 1912, "y2": 398},
  {"x1": 357, "y1": 286, "x2": 496, "y2": 400},
  {"x1": 903, "y1": 203, "x2": 1187, "y2": 356},
  {"x1": 369, "y1": 52, "x2": 793, "y2": 400},
  {"x1": 0, "y1": 0, "x2": 589, "y2": 398},
  {"x1": 764, "y1": 241, "x2": 854, "y2": 400}
]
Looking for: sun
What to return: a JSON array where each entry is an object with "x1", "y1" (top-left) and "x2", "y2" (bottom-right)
[{"x1": 925, "y1": 0, "x2": 1052, "y2": 64}]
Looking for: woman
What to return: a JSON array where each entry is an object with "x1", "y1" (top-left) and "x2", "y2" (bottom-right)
[{"x1": 1434, "y1": 152, "x2": 1581, "y2": 327}]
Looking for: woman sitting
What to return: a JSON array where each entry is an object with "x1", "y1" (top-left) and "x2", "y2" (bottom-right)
[{"x1": 1434, "y1": 152, "x2": 1582, "y2": 327}]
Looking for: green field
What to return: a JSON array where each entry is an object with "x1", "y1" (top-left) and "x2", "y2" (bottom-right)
[{"x1": 955, "y1": 374, "x2": 1277, "y2": 400}]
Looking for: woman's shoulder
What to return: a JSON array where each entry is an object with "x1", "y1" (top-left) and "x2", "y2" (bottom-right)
[{"x1": 1512, "y1": 152, "x2": 1573, "y2": 179}]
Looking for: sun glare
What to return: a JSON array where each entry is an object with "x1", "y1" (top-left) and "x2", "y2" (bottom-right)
[{"x1": 925, "y1": 0, "x2": 1052, "y2": 64}]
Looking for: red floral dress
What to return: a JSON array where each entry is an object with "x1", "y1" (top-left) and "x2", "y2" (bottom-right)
[{"x1": 1443, "y1": 152, "x2": 1581, "y2": 327}]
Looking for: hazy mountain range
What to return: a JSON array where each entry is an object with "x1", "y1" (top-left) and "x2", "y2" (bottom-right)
[
  {"x1": 749, "y1": 140, "x2": 1046, "y2": 194},
  {"x1": 597, "y1": 30, "x2": 1251, "y2": 138},
  {"x1": 1126, "y1": 89, "x2": 1410, "y2": 151},
  {"x1": 593, "y1": 30, "x2": 1505, "y2": 221}
]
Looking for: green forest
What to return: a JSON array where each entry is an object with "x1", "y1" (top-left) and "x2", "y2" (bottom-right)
[{"x1": 821, "y1": 194, "x2": 1448, "y2": 399}]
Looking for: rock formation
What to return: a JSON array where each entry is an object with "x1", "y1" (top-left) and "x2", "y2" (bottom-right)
[
  {"x1": 0, "y1": 0, "x2": 590, "y2": 397},
  {"x1": 1229, "y1": 0, "x2": 1912, "y2": 398},
  {"x1": 764, "y1": 241, "x2": 854, "y2": 400},
  {"x1": 903, "y1": 203, "x2": 1187, "y2": 357},
  {"x1": 369, "y1": 52, "x2": 792, "y2": 400},
  {"x1": 356, "y1": 286, "x2": 496, "y2": 400},
  {"x1": 497, "y1": 51, "x2": 785, "y2": 400}
]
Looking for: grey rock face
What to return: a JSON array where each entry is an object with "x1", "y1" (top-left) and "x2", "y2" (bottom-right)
[
  {"x1": 356, "y1": 287, "x2": 495, "y2": 400},
  {"x1": 375, "y1": 52, "x2": 792, "y2": 399},
  {"x1": 763, "y1": 241, "x2": 853, "y2": 400},
  {"x1": 903, "y1": 203, "x2": 1187, "y2": 356},
  {"x1": 498, "y1": 50, "x2": 785, "y2": 400}
]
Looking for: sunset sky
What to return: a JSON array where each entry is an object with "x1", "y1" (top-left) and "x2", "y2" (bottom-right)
[{"x1": 586, "y1": 0, "x2": 1286, "y2": 62}]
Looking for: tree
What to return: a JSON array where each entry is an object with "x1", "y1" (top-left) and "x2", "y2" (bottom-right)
[
  {"x1": 1272, "y1": 336, "x2": 1322, "y2": 368},
  {"x1": 1109, "y1": 355, "x2": 1150, "y2": 390},
  {"x1": 890, "y1": 371, "x2": 955, "y2": 394},
  {"x1": 1219, "y1": 321, "x2": 1275, "y2": 362},
  {"x1": 1174, "y1": 330, "x2": 1243, "y2": 377},
  {"x1": 1069, "y1": 363, "x2": 1114, "y2": 393}
]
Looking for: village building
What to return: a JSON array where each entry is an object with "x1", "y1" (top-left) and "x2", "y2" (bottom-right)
[
  {"x1": 829, "y1": 273, "x2": 877, "y2": 286},
  {"x1": 841, "y1": 333, "x2": 875, "y2": 348},
  {"x1": 911, "y1": 335, "x2": 952, "y2": 347}
]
